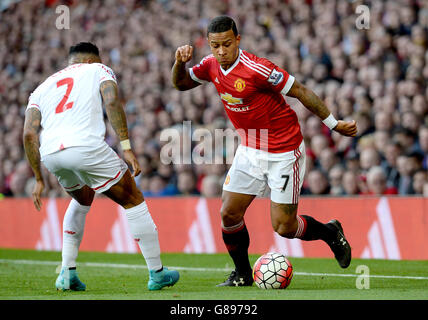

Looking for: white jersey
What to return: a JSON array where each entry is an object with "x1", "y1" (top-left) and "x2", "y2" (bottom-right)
[{"x1": 26, "y1": 63, "x2": 117, "y2": 157}]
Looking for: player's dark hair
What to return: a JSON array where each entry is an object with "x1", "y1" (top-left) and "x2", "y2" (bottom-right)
[
  {"x1": 207, "y1": 15, "x2": 238, "y2": 37},
  {"x1": 69, "y1": 42, "x2": 100, "y2": 56}
]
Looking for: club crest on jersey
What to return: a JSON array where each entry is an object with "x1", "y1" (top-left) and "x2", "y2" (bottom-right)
[
  {"x1": 268, "y1": 69, "x2": 283, "y2": 86},
  {"x1": 220, "y1": 93, "x2": 243, "y2": 105},
  {"x1": 234, "y1": 78, "x2": 246, "y2": 92}
]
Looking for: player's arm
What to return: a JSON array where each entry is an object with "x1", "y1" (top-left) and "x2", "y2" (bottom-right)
[
  {"x1": 100, "y1": 80, "x2": 141, "y2": 177},
  {"x1": 23, "y1": 107, "x2": 44, "y2": 211},
  {"x1": 171, "y1": 45, "x2": 201, "y2": 91},
  {"x1": 287, "y1": 79, "x2": 357, "y2": 137}
]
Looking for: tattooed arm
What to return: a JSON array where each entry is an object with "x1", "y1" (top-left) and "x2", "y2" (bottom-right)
[
  {"x1": 23, "y1": 107, "x2": 44, "y2": 210},
  {"x1": 100, "y1": 80, "x2": 141, "y2": 177},
  {"x1": 100, "y1": 80, "x2": 129, "y2": 141},
  {"x1": 287, "y1": 80, "x2": 357, "y2": 137}
]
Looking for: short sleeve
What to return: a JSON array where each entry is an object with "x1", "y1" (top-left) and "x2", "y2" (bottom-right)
[
  {"x1": 189, "y1": 55, "x2": 213, "y2": 84},
  {"x1": 26, "y1": 87, "x2": 41, "y2": 111},
  {"x1": 275, "y1": 69, "x2": 295, "y2": 95},
  {"x1": 96, "y1": 63, "x2": 117, "y2": 84}
]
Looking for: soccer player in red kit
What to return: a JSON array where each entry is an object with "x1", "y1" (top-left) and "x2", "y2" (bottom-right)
[{"x1": 172, "y1": 16, "x2": 357, "y2": 286}]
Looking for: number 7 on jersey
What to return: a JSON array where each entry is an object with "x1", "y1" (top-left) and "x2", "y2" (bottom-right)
[{"x1": 55, "y1": 77, "x2": 74, "y2": 114}]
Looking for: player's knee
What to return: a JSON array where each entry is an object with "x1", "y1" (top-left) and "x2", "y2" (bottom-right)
[
  {"x1": 220, "y1": 207, "x2": 243, "y2": 227},
  {"x1": 126, "y1": 191, "x2": 145, "y2": 208},
  {"x1": 271, "y1": 202, "x2": 298, "y2": 238},
  {"x1": 273, "y1": 220, "x2": 297, "y2": 239}
]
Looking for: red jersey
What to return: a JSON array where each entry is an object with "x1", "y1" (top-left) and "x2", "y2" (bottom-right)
[{"x1": 189, "y1": 49, "x2": 303, "y2": 153}]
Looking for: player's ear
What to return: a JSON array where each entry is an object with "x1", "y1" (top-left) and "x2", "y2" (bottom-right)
[{"x1": 236, "y1": 34, "x2": 241, "y2": 45}]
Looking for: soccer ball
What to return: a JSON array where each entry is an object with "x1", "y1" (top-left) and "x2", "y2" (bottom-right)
[{"x1": 252, "y1": 252, "x2": 293, "y2": 289}]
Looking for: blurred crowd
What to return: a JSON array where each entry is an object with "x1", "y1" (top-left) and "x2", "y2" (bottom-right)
[{"x1": 1, "y1": 0, "x2": 428, "y2": 199}]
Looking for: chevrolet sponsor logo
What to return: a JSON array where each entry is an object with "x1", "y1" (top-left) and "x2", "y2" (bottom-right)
[
  {"x1": 220, "y1": 93, "x2": 243, "y2": 105},
  {"x1": 225, "y1": 105, "x2": 250, "y2": 112}
]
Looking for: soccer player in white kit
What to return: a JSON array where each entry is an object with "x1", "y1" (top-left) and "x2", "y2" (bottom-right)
[{"x1": 23, "y1": 42, "x2": 179, "y2": 291}]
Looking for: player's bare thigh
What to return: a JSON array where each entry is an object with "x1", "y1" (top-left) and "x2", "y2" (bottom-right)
[
  {"x1": 65, "y1": 170, "x2": 143, "y2": 209},
  {"x1": 67, "y1": 185, "x2": 95, "y2": 206},
  {"x1": 102, "y1": 169, "x2": 144, "y2": 209},
  {"x1": 270, "y1": 201, "x2": 298, "y2": 238},
  {"x1": 220, "y1": 190, "x2": 256, "y2": 227}
]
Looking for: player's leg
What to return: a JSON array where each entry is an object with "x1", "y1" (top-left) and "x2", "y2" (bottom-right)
[
  {"x1": 217, "y1": 190, "x2": 256, "y2": 287},
  {"x1": 102, "y1": 170, "x2": 160, "y2": 271},
  {"x1": 55, "y1": 186, "x2": 94, "y2": 291},
  {"x1": 60, "y1": 185, "x2": 94, "y2": 277},
  {"x1": 218, "y1": 146, "x2": 266, "y2": 286},
  {"x1": 102, "y1": 169, "x2": 158, "y2": 268},
  {"x1": 270, "y1": 202, "x2": 336, "y2": 241},
  {"x1": 42, "y1": 151, "x2": 92, "y2": 291},
  {"x1": 268, "y1": 142, "x2": 351, "y2": 268},
  {"x1": 102, "y1": 170, "x2": 179, "y2": 290},
  {"x1": 270, "y1": 202, "x2": 351, "y2": 268},
  {"x1": 75, "y1": 143, "x2": 151, "y2": 259}
]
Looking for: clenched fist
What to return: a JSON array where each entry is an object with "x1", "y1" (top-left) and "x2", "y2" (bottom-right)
[
  {"x1": 175, "y1": 45, "x2": 194, "y2": 64},
  {"x1": 333, "y1": 120, "x2": 358, "y2": 137}
]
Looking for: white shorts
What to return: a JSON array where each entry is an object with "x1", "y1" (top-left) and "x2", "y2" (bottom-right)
[
  {"x1": 223, "y1": 141, "x2": 306, "y2": 204},
  {"x1": 41, "y1": 143, "x2": 128, "y2": 193}
]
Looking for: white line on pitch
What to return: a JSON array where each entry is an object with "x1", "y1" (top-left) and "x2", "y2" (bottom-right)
[{"x1": 1, "y1": 258, "x2": 428, "y2": 280}]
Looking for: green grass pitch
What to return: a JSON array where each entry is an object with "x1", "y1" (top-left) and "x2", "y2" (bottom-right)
[{"x1": 1, "y1": 248, "x2": 427, "y2": 300}]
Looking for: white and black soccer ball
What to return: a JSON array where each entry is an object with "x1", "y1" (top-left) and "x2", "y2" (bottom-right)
[{"x1": 252, "y1": 252, "x2": 293, "y2": 289}]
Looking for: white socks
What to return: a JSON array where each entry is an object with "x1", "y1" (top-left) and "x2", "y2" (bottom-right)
[
  {"x1": 61, "y1": 199, "x2": 162, "y2": 272},
  {"x1": 62, "y1": 199, "x2": 90, "y2": 268},
  {"x1": 125, "y1": 201, "x2": 162, "y2": 271}
]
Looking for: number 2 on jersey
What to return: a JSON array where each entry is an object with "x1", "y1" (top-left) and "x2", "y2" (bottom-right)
[{"x1": 55, "y1": 77, "x2": 74, "y2": 114}]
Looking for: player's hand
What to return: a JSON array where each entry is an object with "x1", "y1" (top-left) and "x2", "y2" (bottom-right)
[
  {"x1": 333, "y1": 120, "x2": 357, "y2": 137},
  {"x1": 32, "y1": 179, "x2": 44, "y2": 211},
  {"x1": 123, "y1": 150, "x2": 141, "y2": 178},
  {"x1": 175, "y1": 45, "x2": 194, "y2": 64}
]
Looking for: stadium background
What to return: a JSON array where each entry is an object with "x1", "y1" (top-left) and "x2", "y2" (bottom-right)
[{"x1": 0, "y1": 0, "x2": 428, "y2": 260}]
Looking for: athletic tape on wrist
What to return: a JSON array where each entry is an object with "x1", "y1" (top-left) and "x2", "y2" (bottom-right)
[
  {"x1": 322, "y1": 114, "x2": 338, "y2": 130},
  {"x1": 120, "y1": 139, "x2": 131, "y2": 150}
]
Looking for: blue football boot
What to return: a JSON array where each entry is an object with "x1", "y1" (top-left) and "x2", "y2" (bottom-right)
[
  {"x1": 55, "y1": 267, "x2": 86, "y2": 291},
  {"x1": 147, "y1": 267, "x2": 179, "y2": 290}
]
